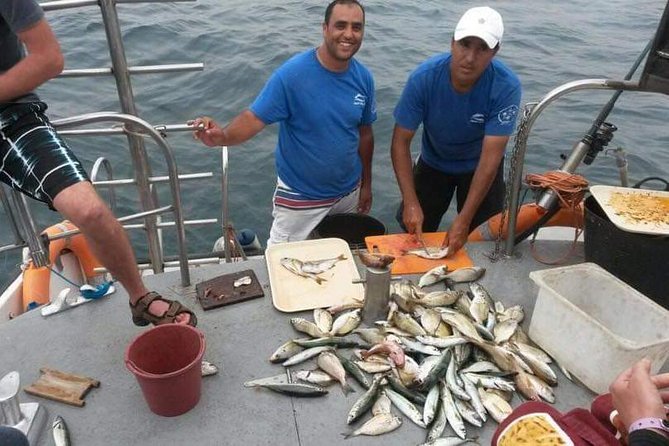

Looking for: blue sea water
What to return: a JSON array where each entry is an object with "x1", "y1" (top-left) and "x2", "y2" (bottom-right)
[{"x1": 1, "y1": 0, "x2": 668, "y2": 288}]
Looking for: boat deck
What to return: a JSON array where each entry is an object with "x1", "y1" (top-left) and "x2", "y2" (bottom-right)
[{"x1": 1, "y1": 240, "x2": 599, "y2": 446}]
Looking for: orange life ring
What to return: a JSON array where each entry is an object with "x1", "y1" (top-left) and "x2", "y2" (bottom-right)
[
  {"x1": 468, "y1": 203, "x2": 584, "y2": 242},
  {"x1": 22, "y1": 221, "x2": 103, "y2": 310}
]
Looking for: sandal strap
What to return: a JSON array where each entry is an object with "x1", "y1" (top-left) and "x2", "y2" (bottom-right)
[
  {"x1": 131, "y1": 291, "x2": 162, "y2": 314},
  {"x1": 130, "y1": 291, "x2": 197, "y2": 327}
]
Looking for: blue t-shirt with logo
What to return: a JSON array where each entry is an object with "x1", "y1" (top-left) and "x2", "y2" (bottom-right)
[
  {"x1": 250, "y1": 49, "x2": 376, "y2": 199},
  {"x1": 394, "y1": 53, "x2": 521, "y2": 174}
]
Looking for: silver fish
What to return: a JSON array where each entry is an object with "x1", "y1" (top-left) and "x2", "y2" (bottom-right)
[
  {"x1": 300, "y1": 254, "x2": 347, "y2": 274},
  {"x1": 280, "y1": 257, "x2": 327, "y2": 284},
  {"x1": 244, "y1": 380, "x2": 328, "y2": 397},
  {"x1": 493, "y1": 319, "x2": 518, "y2": 344},
  {"x1": 342, "y1": 413, "x2": 402, "y2": 439},
  {"x1": 392, "y1": 312, "x2": 427, "y2": 336},
  {"x1": 327, "y1": 301, "x2": 364, "y2": 315},
  {"x1": 478, "y1": 388, "x2": 512, "y2": 423},
  {"x1": 354, "y1": 360, "x2": 392, "y2": 374},
  {"x1": 293, "y1": 369, "x2": 336, "y2": 386},
  {"x1": 293, "y1": 336, "x2": 368, "y2": 349},
  {"x1": 422, "y1": 383, "x2": 441, "y2": 427},
  {"x1": 418, "y1": 265, "x2": 449, "y2": 288},
  {"x1": 386, "y1": 374, "x2": 427, "y2": 405},
  {"x1": 416, "y1": 335, "x2": 468, "y2": 349},
  {"x1": 460, "y1": 373, "x2": 487, "y2": 422},
  {"x1": 454, "y1": 398, "x2": 483, "y2": 427},
  {"x1": 384, "y1": 387, "x2": 427, "y2": 428},
  {"x1": 330, "y1": 309, "x2": 362, "y2": 336},
  {"x1": 290, "y1": 317, "x2": 328, "y2": 338},
  {"x1": 446, "y1": 355, "x2": 470, "y2": 401},
  {"x1": 269, "y1": 339, "x2": 305, "y2": 363},
  {"x1": 372, "y1": 391, "x2": 392, "y2": 415},
  {"x1": 440, "y1": 380, "x2": 466, "y2": 439},
  {"x1": 336, "y1": 352, "x2": 372, "y2": 389},
  {"x1": 406, "y1": 246, "x2": 449, "y2": 259},
  {"x1": 512, "y1": 345, "x2": 558, "y2": 386},
  {"x1": 469, "y1": 285, "x2": 490, "y2": 324},
  {"x1": 426, "y1": 397, "x2": 448, "y2": 442},
  {"x1": 201, "y1": 360, "x2": 219, "y2": 377},
  {"x1": 282, "y1": 346, "x2": 333, "y2": 367},
  {"x1": 396, "y1": 336, "x2": 441, "y2": 356},
  {"x1": 416, "y1": 290, "x2": 463, "y2": 307},
  {"x1": 347, "y1": 374, "x2": 385, "y2": 424},
  {"x1": 313, "y1": 308, "x2": 333, "y2": 333},
  {"x1": 414, "y1": 306, "x2": 442, "y2": 335},
  {"x1": 463, "y1": 372, "x2": 515, "y2": 392},
  {"x1": 53, "y1": 416, "x2": 71, "y2": 446},
  {"x1": 460, "y1": 361, "x2": 501, "y2": 374},
  {"x1": 512, "y1": 341, "x2": 553, "y2": 364},
  {"x1": 318, "y1": 351, "x2": 354, "y2": 394},
  {"x1": 352, "y1": 327, "x2": 385, "y2": 345},
  {"x1": 419, "y1": 437, "x2": 480, "y2": 446},
  {"x1": 444, "y1": 266, "x2": 486, "y2": 284}
]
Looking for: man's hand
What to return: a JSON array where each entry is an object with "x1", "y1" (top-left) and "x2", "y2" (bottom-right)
[
  {"x1": 190, "y1": 117, "x2": 224, "y2": 147},
  {"x1": 357, "y1": 184, "x2": 372, "y2": 214},
  {"x1": 443, "y1": 214, "x2": 470, "y2": 256},
  {"x1": 610, "y1": 358, "x2": 669, "y2": 433},
  {"x1": 402, "y1": 201, "x2": 424, "y2": 241}
]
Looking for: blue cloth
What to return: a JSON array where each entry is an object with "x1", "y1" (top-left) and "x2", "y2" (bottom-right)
[
  {"x1": 250, "y1": 48, "x2": 376, "y2": 199},
  {"x1": 393, "y1": 53, "x2": 521, "y2": 174},
  {"x1": 0, "y1": 0, "x2": 45, "y2": 103},
  {"x1": 0, "y1": 426, "x2": 30, "y2": 446}
]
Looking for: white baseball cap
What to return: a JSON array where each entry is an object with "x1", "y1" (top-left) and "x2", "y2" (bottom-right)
[{"x1": 453, "y1": 6, "x2": 504, "y2": 49}]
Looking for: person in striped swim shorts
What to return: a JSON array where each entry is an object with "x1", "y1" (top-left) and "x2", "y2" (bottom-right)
[{"x1": 1, "y1": 0, "x2": 196, "y2": 327}]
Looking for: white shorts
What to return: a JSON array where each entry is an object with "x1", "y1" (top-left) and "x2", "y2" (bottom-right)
[{"x1": 268, "y1": 178, "x2": 359, "y2": 247}]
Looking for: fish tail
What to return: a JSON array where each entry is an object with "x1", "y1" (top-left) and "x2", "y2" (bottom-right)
[
  {"x1": 337, "y1": 254, "x2": 346, "y2": 260},
  {"x1": 315, "y1": 276, "x2": 327, "y2": 285},
  {"x1": 341, "y1": 432, "x2": 353, "y2": 439},
  {"x1": 341, "y1": 381, "x2": 355, "y2": 395}
]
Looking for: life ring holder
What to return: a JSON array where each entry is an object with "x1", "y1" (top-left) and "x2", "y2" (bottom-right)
[{"x1": 22, "y1": 221, "x2": 104, "y2": 310}]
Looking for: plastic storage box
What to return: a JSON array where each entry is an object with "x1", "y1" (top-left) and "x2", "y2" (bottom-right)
[{"x1": 528, "y1": 263, "x2": 669, "y2": 394}]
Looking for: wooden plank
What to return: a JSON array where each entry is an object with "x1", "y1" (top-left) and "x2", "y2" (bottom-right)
[{"x1": 23, "y1": 367, "x2": 99, "y2": 407}]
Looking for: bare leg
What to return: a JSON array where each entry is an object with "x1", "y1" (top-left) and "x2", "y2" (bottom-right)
[{"x1": 52, "y1": 182, "x2": 190, "y2": 324}]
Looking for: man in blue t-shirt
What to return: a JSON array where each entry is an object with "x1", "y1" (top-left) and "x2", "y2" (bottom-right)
[
  {"x1": 391, "y1": 6, "x2": 521, "y2": 256},
  {"x1": 193, "y1": 0, "x2": 376, "y2": 246}
]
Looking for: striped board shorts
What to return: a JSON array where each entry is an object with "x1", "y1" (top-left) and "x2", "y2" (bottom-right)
[{"x1": 0, "y1": 102, "x2": 89, "y2": 208}]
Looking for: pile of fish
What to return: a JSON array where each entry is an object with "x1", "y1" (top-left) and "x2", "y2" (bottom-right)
[{"x1": 245, "y1": 265, "x2": 561, "y2": 444}]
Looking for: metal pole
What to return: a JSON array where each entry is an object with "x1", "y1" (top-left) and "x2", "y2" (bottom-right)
[
  {"x1": 52, "y1": 112, "x2": 191, "y2": 286},
  {"x1": 99, "y1": 0, "x2": 164, "y2": 273},
  {"x1": 504, "y1": 79, "x2": 641, "y2": 257},
  {"x1": 221, "y1": 146, "x2": 231, "y2": 262},
  {"x1": 10, "y1": 191, "x2": 48, "y2": 267},
  {"x1": 0, "y1": 185, "x2": 24, "y2": 246}
]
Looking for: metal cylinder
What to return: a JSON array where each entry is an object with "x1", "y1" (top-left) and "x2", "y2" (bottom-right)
[
  {"x1": 361, "y1": 266, "x2": 391, "y2": 325},
  {"x1": 0, "y1": 372, "x2": 23, "y2": 426}
]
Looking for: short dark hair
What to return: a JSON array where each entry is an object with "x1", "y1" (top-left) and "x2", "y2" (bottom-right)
[{"x1": 324, "y1": 0, "x2": 365, "y2": 25}]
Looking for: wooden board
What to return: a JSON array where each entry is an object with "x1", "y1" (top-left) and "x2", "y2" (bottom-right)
[
  {"x1": 195, "y1": 269, "x2": 264, "y2": 310},
  {"x1": 265, "y1": 238, "x2": 364, "y2": 313},
  {"x1": 365, "y1": 232, "x2": 474, "y2": 275},
  {"x1": 24, "y1": 367, "x2": 99, "y2": 407}
]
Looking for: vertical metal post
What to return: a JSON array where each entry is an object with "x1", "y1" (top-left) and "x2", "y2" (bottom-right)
[
  {"x1": 9, "y1": 191, "x2": 48, "y2": 267},
  {"x1": 221, "y1": 146, "x2": 231, "y2": 262},
  {"x1": 99, "y1": 0, "x2": 164, "y2": 273},
  {"x1": 361, "y1": 267, "x2": 391, "y2": 325},
  {"x1": 0, "y1": 186, "x2": 24, "y2": 246}
]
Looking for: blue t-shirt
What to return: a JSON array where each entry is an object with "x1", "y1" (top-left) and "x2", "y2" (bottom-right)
[
  {"x1": 394, "y1": 53, "x2": 521, "y2": 174},
  {"x1": 250, "y1": 49, "x2": 376, "y2": 199}
]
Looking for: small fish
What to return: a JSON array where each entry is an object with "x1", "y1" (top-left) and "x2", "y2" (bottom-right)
[
  {"x1": 233, "y1": 275, "x2": 252, "y2": 287},
  {"x1": 330, "y1": 309, "x2": 362, "y2": 336},
  {"x1": 327, "y1": 301, "x2": 364, "y2": 315},
  {"x1": 293, "y1": 369, "x2": 336, "y2": 386},
  {"x1": 372, "y1": 391, "x2": 392, "y2": 415},
  {"x1": 416, "y1": 335, "x2": 468, "y2": 349},
  {"x1": 352, "y1": 327, "x2": 385, "y2": 345},
  {"x1": 290, "y1": 317, "x2": 328, "y2": 338},
  {"x1": 440, "y1": 380, "x2": 466, "y2": 439},
  {"x1": 478, "y1": 388, "x2": 513, "y2": 423},
  {"x1": 342, "y1": 413, "x2": 402, "y2": 439},
  {"x1": 391, "y1": 312, "x2": 427, "y2": 336},
  {"x1": 201, "y1": 360, "x2": 219, "y2": 377},
  {"x1": 419, "y1": 437, "x2": 480, "y2": 446},
  {"x1": 317, "y1": 351, "x2": 354, "y2": 394},
  {"x1": 493, "y1": 319, "x2": 519, "y2": 344},
  {"x1": 280, "y1": 257, "x2": 326, "y2": 284},
  {"x1": 269, "y1": 339, "x2": 305, "y2": 363},
  {"x1": 418, "y1": 265, "x2": 449, "y2": 288},
  {"x1": 53, "y1": 416, "x2": 71, "y2": 446},
  {"x1": 313, "y1": 308, "x2": 333, "y2": 333},
  {"x1": 406, "y1": 246, "x2": 449, "y2": 259},
  {"x1": 347, "y1": 374, "x2": 385, "y2": 424},
  {"x1": 244, "y1": 380, "x2": 328, "y2": 397},
  {"x1": 282, "y1": 346, "x2": 333, "y2": 367},
  {"x1": 294, "y1": 336, "x2": 368, "y2": 349},
  {"x1": 337, "y1": 353, "x2": 372, "y2": 389},
  {"x1": 422, "y1": 383, "x2": 440, "y2": 427},
  {"x1": 386, "y1": 374, "x2": 426, "y2": 405},
  {"x1": 444, "y1": 266, "x2": 486, "y2": 284},
  {"x1": 416, "y1": 290, "x2": 463, "y2": 307},
  {"x1": 300, "y1": 254, "x2": 347, "y2": 274},
  {"x1": 384, "y1": 388, "x2": 427, "y2": 428},
  {"x1": 426, "y1": 398, "x2": 448, "y2": 442},
  {"x1": 358, "y1": 251, "x2": 395, "y2": 269}
]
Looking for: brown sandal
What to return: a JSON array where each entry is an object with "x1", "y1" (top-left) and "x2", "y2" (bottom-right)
[{"x1": 129, "y1": 291, "x2": 198, "y2": 327}]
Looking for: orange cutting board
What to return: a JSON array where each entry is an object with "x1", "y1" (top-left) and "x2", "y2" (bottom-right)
[{"x1": 364, "y1": 232, "x2": 473, "y2": 275}]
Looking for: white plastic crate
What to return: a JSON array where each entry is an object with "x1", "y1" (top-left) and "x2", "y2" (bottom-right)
[{"x1": 529, "y1": 262, "x2": 669, "y2": 394}]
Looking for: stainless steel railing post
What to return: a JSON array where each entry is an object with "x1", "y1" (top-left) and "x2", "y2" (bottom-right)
[
  {"x1": 99, "y1": 0, "x2": 164, "y2": 274},
  {"x1": 503, "y1": 79, "x2": 641, "y2": 257}
]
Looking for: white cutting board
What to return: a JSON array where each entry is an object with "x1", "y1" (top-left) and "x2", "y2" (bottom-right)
[
  {"x1": 590, "y1": 185, "x2": 669, "y2": 235},
  {"x1": 265, "y1": 238, "x2": 364, "y2": 312}
]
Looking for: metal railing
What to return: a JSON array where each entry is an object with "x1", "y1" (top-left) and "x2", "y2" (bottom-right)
[{"x1": 0, "y1": 0, "x2": 233, "y2": 289}]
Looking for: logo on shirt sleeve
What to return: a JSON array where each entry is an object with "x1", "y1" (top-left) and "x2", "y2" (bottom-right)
[
  {"x1": 498, "y1": 105, "x2": 519, "y2": 125},
  {"x1": 353, "y1": 93, "x2": 366, "y2": 107},
  {"x1": 469, "y1": 113, "x2": 486, "y2": 124}
]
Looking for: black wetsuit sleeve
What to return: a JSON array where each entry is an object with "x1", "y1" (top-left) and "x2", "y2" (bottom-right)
[{"x1": 628, "y1": 429, "x2": 669, "y2": 446}]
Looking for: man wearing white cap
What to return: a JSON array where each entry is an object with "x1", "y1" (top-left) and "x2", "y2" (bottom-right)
[{"x1": 391, "y1": 6, "x2": 521, "y2": 255}]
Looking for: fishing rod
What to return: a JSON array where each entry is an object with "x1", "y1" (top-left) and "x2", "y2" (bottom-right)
[{"x1": 513, "y1": 38, "x2": 653, "y2": 245}]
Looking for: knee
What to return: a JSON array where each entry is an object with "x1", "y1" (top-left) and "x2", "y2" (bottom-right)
[{"x1": 71, "y1": 200, "x2": 111, "y2": 228}]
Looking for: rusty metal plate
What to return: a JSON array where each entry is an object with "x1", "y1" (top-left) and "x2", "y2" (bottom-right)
[{"x1": 195, "y1": 269, "x2": 264, "y2": 311}]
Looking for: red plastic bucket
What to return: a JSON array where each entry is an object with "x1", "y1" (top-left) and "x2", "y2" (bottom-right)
[{"x1": 125, "y1": 324, "x2": 206, "y2": 417}]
